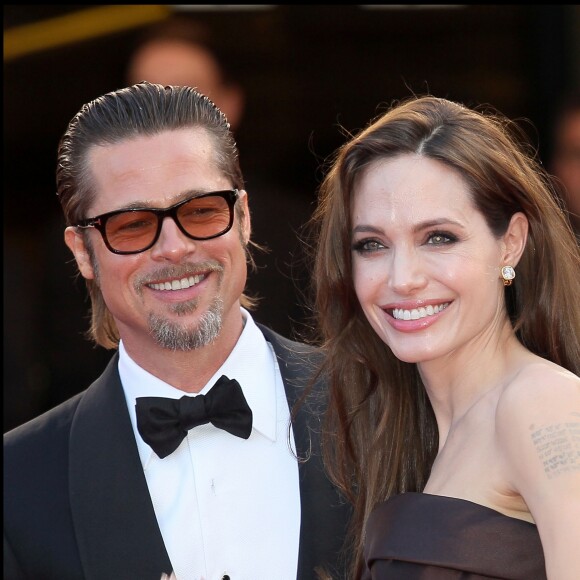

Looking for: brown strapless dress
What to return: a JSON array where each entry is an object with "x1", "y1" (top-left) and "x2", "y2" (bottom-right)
[{"x1": 363, "y1": 492, "x2": 546, "y2": 579}]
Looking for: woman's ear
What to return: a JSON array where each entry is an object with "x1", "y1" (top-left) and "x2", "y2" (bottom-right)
[
  {"x1": 64, "y1": 227, "x2": 96, "y2": 280},
  {"x1": 502, "y1": 212, "x2": 529, "y2": 267}
]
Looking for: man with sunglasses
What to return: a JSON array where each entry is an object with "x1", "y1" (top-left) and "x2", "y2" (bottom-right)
[{"x1": 4, "y1": 82, "x2": 349, "y2": 580}]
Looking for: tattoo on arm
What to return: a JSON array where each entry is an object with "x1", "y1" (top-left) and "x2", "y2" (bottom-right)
[{"x1": 530, "y1": 413, "x2": 580, "y2": 479}]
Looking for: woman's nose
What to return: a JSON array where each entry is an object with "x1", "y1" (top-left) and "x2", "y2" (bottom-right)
[{"x1": 387, "y1": 247, "x2": 428, "y2": 294}]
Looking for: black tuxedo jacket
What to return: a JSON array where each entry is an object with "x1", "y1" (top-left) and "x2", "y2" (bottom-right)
[{"x1": 4, "y1": 326, "x2": 350, "y2": 580}]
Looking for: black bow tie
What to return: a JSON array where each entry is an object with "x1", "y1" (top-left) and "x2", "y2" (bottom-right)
[{"x1": 136, "y1": 375, "x2": 253, "y2": 459}]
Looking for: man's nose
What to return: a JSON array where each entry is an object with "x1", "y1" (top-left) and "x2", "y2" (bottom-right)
[{"x1": 149, "y1": 216, "x2": 196, "y2": 261}]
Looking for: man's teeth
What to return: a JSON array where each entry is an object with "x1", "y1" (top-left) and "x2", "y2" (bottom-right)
[
  {"x1": 392, "y1": 303, "x2": 449, "y2": 321},
  {"x1": 150, "y1": 274, "x2": 205, "y2": 291}
]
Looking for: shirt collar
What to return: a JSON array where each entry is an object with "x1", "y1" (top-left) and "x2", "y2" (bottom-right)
[{"x1": 119, "y1": 308, "x2": 278, "y2": 467}]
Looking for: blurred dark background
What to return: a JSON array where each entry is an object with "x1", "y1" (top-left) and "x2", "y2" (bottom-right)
[{"x1": 4, "y1": 5, "x2": 580, "y2": 432}]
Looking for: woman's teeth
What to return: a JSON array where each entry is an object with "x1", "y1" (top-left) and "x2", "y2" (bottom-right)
[{"x1": 392, "y1": 302, "x2": 449, "y2": 321}]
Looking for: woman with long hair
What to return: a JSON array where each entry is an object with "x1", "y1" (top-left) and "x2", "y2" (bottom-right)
[{"x1": 311, "y1": 95, "x2": 580, "y2": 578}]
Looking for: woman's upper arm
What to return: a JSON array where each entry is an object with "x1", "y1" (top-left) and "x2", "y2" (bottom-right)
[{"x1": 496, "y1": 368, "x2": 580, "y2": 579}]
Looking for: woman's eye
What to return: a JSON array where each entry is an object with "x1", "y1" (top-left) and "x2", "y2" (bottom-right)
[
  {"x1": 426, "y1": 232, "x2": 456, "y2": 245},
  {"x1": 352, "y1": 239, "x2": 385, "y2": 253}
]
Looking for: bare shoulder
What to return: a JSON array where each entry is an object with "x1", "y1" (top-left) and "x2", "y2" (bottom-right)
[
  {"x1": 495, "y1": 356, "x2": 580, "y2": 483},
  {"x1": 497, "y1": 357, "x2": 579, "y2": 422}
]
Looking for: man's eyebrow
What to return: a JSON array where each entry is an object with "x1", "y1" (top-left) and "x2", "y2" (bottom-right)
[{"x1": 118, "y1": 189, "x2": 210, "y2": 211}]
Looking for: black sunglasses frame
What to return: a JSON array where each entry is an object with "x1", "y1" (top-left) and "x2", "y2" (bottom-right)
[{"x1": 74, "y1": 189, "x2": 239, "y2": 255}]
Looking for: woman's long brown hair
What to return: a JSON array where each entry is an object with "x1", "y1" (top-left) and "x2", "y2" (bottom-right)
[{"x1": 310, "y1": 95, "x2": 580, "y2": 577}]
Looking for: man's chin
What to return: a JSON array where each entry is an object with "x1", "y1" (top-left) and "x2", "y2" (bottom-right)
[{"x1": 149, "y1": 307, "x2": 223, "y2": 351}]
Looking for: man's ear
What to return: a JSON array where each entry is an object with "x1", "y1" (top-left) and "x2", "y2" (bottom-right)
[
  {"x1": 238, "y1": 190, "x2": 251, "y2": 245},
  {"x1": 64, "y1": 227, "x2": 95, "y2": 280},
  {"x1": 501, "y1": 212, "x2": 528, "y2": 267}
]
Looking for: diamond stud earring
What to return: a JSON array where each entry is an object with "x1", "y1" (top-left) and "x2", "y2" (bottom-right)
[{"x1": 501, "y1": 265, "x2": 516, "y2": 286}]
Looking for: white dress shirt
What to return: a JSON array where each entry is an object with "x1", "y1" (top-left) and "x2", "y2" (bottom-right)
[{"x1": 120, "y1": 309, "x2": 301, "y2": 580}]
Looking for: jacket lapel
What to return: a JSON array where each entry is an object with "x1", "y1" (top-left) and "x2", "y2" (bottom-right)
[
  {"x1": 69, "y1": 354, "x2": 173, "y2": 580},
  {"x1": 259, "y1": 325, "x2": 349, "y2": 579}
]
